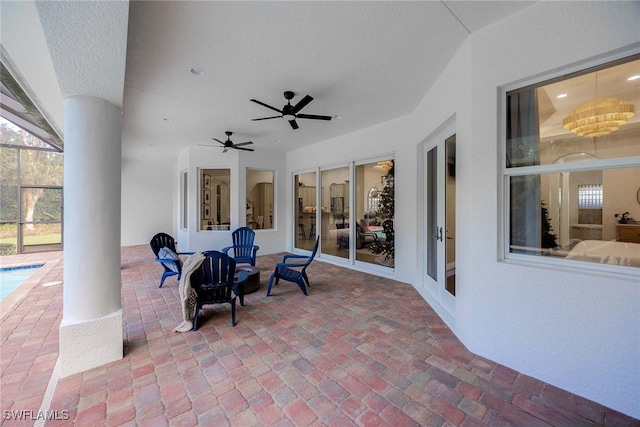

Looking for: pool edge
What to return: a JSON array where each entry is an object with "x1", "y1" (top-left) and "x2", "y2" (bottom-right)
[{"x1": 0, "y1": 260, "x2": 59, "y2": 321}]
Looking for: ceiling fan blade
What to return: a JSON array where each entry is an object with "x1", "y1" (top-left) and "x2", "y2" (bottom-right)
[
  {"x1": 252, "y1": 115, "x2": 281, "y2": 121},
  {"x1": 290, "y1": 95, "x2": 313, "y2": 115},
  {"x1": 212, "y1": 138, "x2": 225, "y2": 145},
  {"x1": 234, "y1": 147, "x2": 255, "y2": 151},
  {"x1": 297, "y1": 113, "x2": 332, "y2": 121},
  {"x1": 289, "y1": 119, "x2": 299, "y2": 130},
  {"x1": 250, "y1": 99, "x2": 283, "y2": 114},
  {"x1": 234, "y1": 141, "x2": 253, "y2": 147}
]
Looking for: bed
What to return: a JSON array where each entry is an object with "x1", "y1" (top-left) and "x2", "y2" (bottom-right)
[{"x1": 565, "y1": 240, "x2": 640, "y2": 267}]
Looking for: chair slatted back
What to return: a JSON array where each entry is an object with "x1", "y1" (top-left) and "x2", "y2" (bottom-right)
[
  {"x1": 192, "y1": 250, "x2": 236, "y2": 286},
  {"x1": 231, "y1": 227, "x2": 256, "y2": 260},
  {"x1": 303, "y1": 236, "x2": 320, "y2": 270},
  {"x1": 150, "y1": 232, "x2": 177, "y2": 257}
]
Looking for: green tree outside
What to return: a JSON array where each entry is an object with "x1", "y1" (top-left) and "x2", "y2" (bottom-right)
[{"x1": 1, "y1": 119, "x2": 63, "y2": 254}]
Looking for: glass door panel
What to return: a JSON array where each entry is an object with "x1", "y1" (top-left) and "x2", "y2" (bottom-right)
[
  {"x1": 445, "y1": 135, "x2": 456, "y2": 296},
  {"x1": 355, "y1": 160, "x2": 394, "y2": 266},
  {"x1": 294, "y1": 172, "x2": 317, "y2": 251},
  {"x1": 20, "y1": 186, "x2": 62, "y2": 253},
  {"x1": 321, "y1": 167, "x2": 349, "y2": 259},
  {"x1": 426, "y1": 147, "x2": 438, "y2": 282}
]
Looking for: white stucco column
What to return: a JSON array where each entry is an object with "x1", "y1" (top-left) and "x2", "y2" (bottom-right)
[{"x1": 59, "y1": 95, "x2": 123, "y2": 377}]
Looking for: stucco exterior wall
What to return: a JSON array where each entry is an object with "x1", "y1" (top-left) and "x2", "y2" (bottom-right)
[
  {"x1": 285, "y1": 1, "x2": 640, "y2": 418},
  {"x1": 169, "y1": 145, "x2": 287, "y2": 255},
  {"x1": 121, "y1": 157, "x2": 175, "y2": 246}
]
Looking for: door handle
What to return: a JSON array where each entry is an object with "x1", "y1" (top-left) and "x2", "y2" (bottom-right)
[{"x1": 432, "y1": 227, "x2": 444, "y2": 241}]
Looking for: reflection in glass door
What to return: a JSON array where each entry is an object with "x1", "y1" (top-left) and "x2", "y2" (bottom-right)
[
  {"x1": 426, "y1": 147, "x2": 438, "y2": 283},
  {"x1": 445, "y1": 135, "x2": 456, "y2": 296},
  {"x1": 321, "y1": 167, "x2": 349, "y2": 259},
  {"x1": 20, "y1": 186, "x2": 63, "y2": 253},
  {"x1": 294, "y1": 171, "x2": 317, "y2": 251},
  {"x1": 355, "y1": 160, "x2": 394, "y2": 267}
]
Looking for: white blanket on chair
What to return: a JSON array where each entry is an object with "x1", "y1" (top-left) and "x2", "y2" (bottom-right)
[{"x1": 174, "y1": 252, "x2": 205, "y2": 332}]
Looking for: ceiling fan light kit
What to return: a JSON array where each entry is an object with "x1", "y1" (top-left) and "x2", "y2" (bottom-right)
[
  {"x1": 251, "y1": 90, "x2": 333, "y2": 130},
  {"x1": 204, "y1": 131, "x2": 254, "y2": 153}
]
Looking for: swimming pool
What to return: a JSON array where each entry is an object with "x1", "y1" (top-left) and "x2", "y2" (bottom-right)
[{"x1": 0, "y1": 264, "x2": 43, "y2": 301}]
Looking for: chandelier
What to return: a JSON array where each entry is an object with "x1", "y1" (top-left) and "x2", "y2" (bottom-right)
[
  {"x1": 562, "y1": 96, "x2": 636, "y2": 137},
  {"x1": 375, "y1": 161, "x2": 394, "y2": 171}
]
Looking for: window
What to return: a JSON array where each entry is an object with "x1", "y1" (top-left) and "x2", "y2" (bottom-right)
[
  {"x1": 578, "y1": 184, "x2": 603, "y2": 209},
  {"x1": 246, "y1": 169, "x2": 274, "y2": 230},
  {"x1": 200, "y1": 169, "x2": 230, "y2": 231},
  {"x1": 368, "y1": 187, "x2": 380, "y2": 212},
  {"x1": 504, "y1": 56, "x2": 639, "y2": 270}
]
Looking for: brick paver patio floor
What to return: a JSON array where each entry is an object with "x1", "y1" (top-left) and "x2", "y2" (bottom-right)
[{"x1": 1, "y1": 245, "x2": 638, "y2": 426}]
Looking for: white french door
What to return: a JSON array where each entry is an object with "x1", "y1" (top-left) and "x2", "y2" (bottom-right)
[{"x1": 422, "y1": 127, "x2": 456, "y2": 318}]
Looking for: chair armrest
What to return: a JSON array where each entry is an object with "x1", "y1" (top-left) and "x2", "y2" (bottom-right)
[
  {"x1": 177, "y1": 251, "x2": 195, "y2": 255},
  {"x1": 155, "y1": 257, "x2": 178, "y2": 264},
  {"x1": 221, "y1": 246, "x2": 231, "y2": 255},
  {"x1": 277, "y1": 261, "x2": 307, "y2": 269},
  {"x1": 282, "y1": 254, "x2": 307, "y2": 262}
]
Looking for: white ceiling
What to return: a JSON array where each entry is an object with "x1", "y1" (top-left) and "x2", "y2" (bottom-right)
[{"x1": 121, "y1": 1, "x2": 535, "y2": 161}]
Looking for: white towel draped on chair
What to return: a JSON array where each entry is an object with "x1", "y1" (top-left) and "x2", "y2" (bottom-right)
[{"x1": 174, "y1": 252, "x2": 205, "y2": 332}]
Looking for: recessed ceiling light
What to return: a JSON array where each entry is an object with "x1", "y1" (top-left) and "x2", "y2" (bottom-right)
[
  {"x1": 162, "y1": 117, "x2": 173, "y2": 122},
  {"x1": 628, "y1": 75, "x2": 640, "y2": 81},
  {"x1": 557, "y1": 94, "x2": 567, "y2": 99},
  {"x1": 333, "y1": 115, "x2": 343, "y2": 120},
  {"x1": 190, "y1": 67, "x2": 206, "y2": 77},
  {"x1": 274, "y1": 139, "x2": 281, "y2": 143}
]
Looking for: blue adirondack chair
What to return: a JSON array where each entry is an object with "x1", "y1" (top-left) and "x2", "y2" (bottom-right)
[
  {"x1": 266, "y1": 236, "x2": 320, "y2": 296},
  {"x1": 222, "y1": 227, "x2": 260, "y2": 266},
  {"x1": 150, "y1": 232, "x2": 194, "y2": 287},
  {"x1": 190, "y1": 250, "x2": 249, "y2": 330}
]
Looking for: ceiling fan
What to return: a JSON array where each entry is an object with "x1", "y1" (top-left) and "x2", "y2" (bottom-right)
[
  {"x1": 250, "y1": 91, "x2": 332, "y2": 130},
  {"x1": 200, "y1": 131, "x2": 254, "y2": 153}
]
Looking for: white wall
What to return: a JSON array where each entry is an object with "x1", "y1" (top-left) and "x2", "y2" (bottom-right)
[
  {"x1": 457, "y1": 2, "x2": 639, "y2": 419},
  {"x1": 121, "y1": 157, "x2": 175, "y2": 246},
  {"x1": 169, "y1": 145, "x2": 287, "y2": 255},
  {"x1": 286, "y1": 1, "x2": 640, "y2": 418}
]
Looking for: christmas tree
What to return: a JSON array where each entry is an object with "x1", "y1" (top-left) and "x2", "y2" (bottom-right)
[
  {"x1": 540, "y1": 201, "x2": 558, "y2": 249},
  {"x1": 369, "y1": 161, "x2": 394, "y2": 260}
]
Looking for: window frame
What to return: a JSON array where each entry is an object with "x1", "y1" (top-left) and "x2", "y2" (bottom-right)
[
  {"x1": 180, "y1": 170, "x2": 188, "y2": 230},
  {"x1": 246, "y1": 167, "x2": 276, "y2": 230},
  {"x1": 199, "y1": 168, "x2": 231, "y2": 231},
  {"x1": 499, "y1": 53, "x2": 640, "y2": 279}
]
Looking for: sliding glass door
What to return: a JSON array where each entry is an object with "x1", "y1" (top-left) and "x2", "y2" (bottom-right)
[
  {"x1": 354, "y1": 159, "x2": 394, "y2": 267},
  {"x1": 319, "y1": 166, "x2": 350, "y2": 259},
  {"x1": 294, "y1": 159, "x2": 395, "y2": 268},
  {"x1": 294, "y1": 171, "x2": 317, "y2": 251}
]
